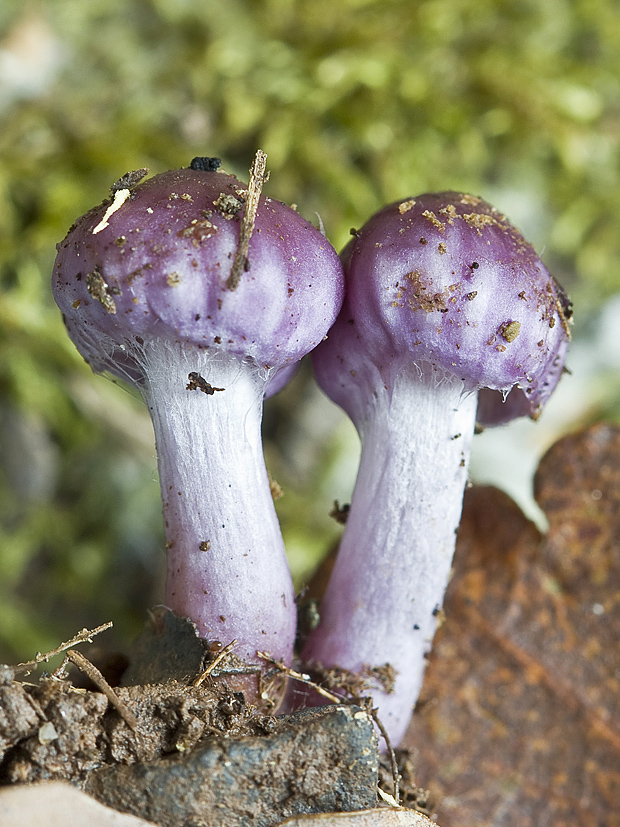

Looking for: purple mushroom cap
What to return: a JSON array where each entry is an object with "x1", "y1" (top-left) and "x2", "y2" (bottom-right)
[
  {"x1": 54, "y1": 167, "x2": 342, "y2": 379},
  {"x1": 317, "y1": 192, "x2": 570, "y2": 427}
]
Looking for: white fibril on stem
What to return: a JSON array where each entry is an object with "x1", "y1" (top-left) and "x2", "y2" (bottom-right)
[
  {"x1": 303, "y1": 363, "x2": 477, "y2": 744},
  {"x1": 142, "y1": 339, "x2": 295, "y2": 664}
]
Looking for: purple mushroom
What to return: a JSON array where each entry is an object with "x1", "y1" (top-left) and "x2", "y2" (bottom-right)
[
  {"x1": 301, "y1": 192, "x2": 571, "y2": 744},
  {"x1": 52, "y1": 153, "x2": 344, "y2": 674}
]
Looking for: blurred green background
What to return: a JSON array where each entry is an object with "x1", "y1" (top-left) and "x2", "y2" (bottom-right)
[{"x1": 0, "y1": 0, "x2": 619, "y2": 660}]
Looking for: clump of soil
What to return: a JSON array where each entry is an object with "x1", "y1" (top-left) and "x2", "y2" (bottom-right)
[
  {"x1": 0, "y1": 610, "x2": 291, "y2": 789},
  {"x1": 0, "y1": 673, "x2": 277, "y2": 786}
]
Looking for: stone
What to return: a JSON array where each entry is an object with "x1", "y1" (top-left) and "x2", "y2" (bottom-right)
[{"x1": 86, "y1": 705, "x2": 379, "y2": 827}]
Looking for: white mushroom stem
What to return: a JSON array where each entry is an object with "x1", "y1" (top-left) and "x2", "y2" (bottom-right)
[
  {"x1": 301, "y1": 362, "x2": 478, "y2": 745},
  {"x1": 139, "y1": 338, "x2": 296, "y2": 666}
]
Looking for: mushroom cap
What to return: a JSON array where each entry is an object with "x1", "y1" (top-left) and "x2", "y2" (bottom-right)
[
  {"x1": 314, "y1": 192, "x2": 570, "y2": 423},
  {"x1": 53, "y1": 167, "x2": 344, "y2": 379}
]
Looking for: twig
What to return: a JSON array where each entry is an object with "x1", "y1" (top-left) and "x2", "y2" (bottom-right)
[
  {"x1": 226, "y1": 149, "x2": 268, "y2": 290},
  {"x1": 13, "y1": 622, "x2": 113, "y2": 676},
  {"x1": 370, "y1": 706, "x2": 400, "y2": 805},
  {"x1": 64, "y1": 649, "x2": 139, "y2": 731},
  {"x1": 256, "y1": 652, "x2": 344, "y2": 704},
  {"x1": 193, "y1": 639, "x2": 238, "y2": 687}
]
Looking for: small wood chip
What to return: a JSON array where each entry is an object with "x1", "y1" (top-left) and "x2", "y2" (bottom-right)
[
  {"x1": 64, "y1": 650, "x2": 139, "y2": 732},
  {"x1": 226, "y1": 150, "x2": 268, "y2": 290}
]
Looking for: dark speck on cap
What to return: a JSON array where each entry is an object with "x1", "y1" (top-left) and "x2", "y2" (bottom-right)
[{"x1": 190, "y1": 157, "x2": 222, "y2": 172}]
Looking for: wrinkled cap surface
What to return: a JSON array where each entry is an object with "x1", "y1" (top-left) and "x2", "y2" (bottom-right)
[
  {"x1": 53, "y1": 167, "x2": 344, "y2": 377},
  {"x1": 316, "y1": 192, "x2": 570, "y2": 423}
]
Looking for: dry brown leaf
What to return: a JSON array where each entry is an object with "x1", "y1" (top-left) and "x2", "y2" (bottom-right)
[
  {"x1": 405, "y1": 422, "x2": 620, "y2": 827},
  {"x1": 0, "y1": 781, "x2": 156, "y2": 826}
]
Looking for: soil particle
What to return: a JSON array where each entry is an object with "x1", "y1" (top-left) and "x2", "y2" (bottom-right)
[
  {"x1": 421, "y1": 210, "x2": 445, "y2": 232},
  {"x1": 1, "y1": 680, "x2": 109, "y2": 784},
  {"x1": 185, "y1": 372, "x2": 225, "y2": 395},
  {"x1": 460, "y1": 211, "x2": 499, "y2": 234},
  {"x1": 213, "y1": 193, "x2": 244, "y2": 218},
  {"x1": 122, "y1": 609, "x2": 243, "y2": 688},
  {"x1": 190, "y1": 157, "x2": 222, "y2": 172},
  {"x1": 329, "y1": 501, "x2": 350, "y2": 525},
  {"x1": 86, "y1": 268, "x2": 119, "y2": 314},
  {"x1": 176, "y1": 218, "x2": 217, "y2": 244},
  {"x1": 0, "y1": 683, "x2": 43, "y2": 757},
  {"x1": 402, "y1": 271, "x2": 448, "y2": 313},
  {"x1": 499, "y1": 320, "x2": 521, "y2": 342},
  {"x1": 398, "y1": 200, "x2": 416, "y2": 214}
]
